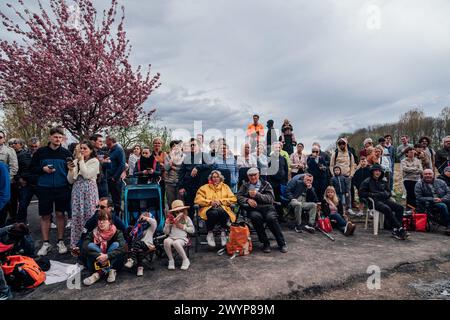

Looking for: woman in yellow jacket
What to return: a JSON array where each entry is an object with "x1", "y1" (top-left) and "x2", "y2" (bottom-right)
[{"x1": 194, "y1": 170, "x2": 237, "y2": 247}]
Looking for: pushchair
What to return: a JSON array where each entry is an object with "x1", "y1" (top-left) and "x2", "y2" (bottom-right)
[
  {"x1": 122, "y1": 176, "x2": 167, "y2": 267},
  {"x1": 122, "y1": 176, "x2": 165, "y2": 231}
]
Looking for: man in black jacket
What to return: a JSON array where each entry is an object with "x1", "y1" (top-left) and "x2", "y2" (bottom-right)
[
  {"x1": 359, "y1": 164, "x2": 409, "y2": 240},
  {"x1": 268, "y1": 142, "x2": 289, "y2": 221},
  {"x1": 10, "y1": 139, "x2": 35, "y2": 224},
  {"x1": 286, "y1": 173, "x2": 318, "y2": 233},
  {"x1": 178, "y1": 138, "x2": 212, "y2": 217},
  {"x1": 237, "y1": 168, "x2": 287, "y2": 253}
]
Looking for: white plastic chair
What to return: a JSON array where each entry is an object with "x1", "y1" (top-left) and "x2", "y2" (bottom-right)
[{"x1": 364, "y1": 198, "x2": 385, "y2": 235}]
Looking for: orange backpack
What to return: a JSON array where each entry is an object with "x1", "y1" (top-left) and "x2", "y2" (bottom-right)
[
  {"x1": 2, "y1": 255, "x2": 46, "y2": 289},
  {"x1": 226, "y1": 223, "x2": 252, "y2": 256}
]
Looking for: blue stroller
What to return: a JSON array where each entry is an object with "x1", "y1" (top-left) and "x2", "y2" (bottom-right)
[{"x1": 122, "y1": 177, "x2": 165, "y2": 232}]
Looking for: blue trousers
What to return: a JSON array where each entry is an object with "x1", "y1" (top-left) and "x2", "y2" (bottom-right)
[{"x1": 86, "y1": 242, "x2": 123, "y2": 273}]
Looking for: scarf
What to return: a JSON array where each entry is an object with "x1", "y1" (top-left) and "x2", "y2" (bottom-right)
[{"x1": 93, "y1": 224, "x2": 117, "y2": 253}]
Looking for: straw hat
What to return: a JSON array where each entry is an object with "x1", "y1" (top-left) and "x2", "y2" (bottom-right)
[{"x1": 169, "y1": 200, "x2": 190, "y2": 212}]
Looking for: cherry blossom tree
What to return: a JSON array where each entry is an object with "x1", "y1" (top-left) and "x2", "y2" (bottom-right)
[{"x1": 0, "y1": 0, "x2": 161, "y2": 140}]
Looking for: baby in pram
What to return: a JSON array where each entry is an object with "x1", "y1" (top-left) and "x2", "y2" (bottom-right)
[{"x1": 124, "y1": 212, "x2": 157, "y2": 276}]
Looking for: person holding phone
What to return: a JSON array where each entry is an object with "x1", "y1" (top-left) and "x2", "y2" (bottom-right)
[
  {"x1": 30, "y1": 127, "x2": 72, "y2": 256},
  {"x1": 67, "y1": 141, "x2": 100, "y2": 254},
  {"x1": 133, "y1": 147, "x2": 161, "y2": 184}
]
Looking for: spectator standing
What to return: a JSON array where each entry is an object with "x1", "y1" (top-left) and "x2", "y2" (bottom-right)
[
  {"x1": 105, "y1": 136, "x2": 126, "y2": 214},
  {"x1": 30, "y1": 127, "x2": 72, "y2": 256}
]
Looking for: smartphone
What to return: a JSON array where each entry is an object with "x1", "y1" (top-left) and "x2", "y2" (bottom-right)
[{"x1": 66, "y1": 157, "x2": 74, "y2": 163}]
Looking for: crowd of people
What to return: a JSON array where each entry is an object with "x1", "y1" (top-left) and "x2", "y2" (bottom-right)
[{"x1": 1, "y1": 115, "x2": 450, "y2": 298}]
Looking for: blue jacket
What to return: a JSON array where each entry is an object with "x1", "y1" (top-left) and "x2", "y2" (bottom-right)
[
  {"x1": 106, "y1": 144, "x2": 126, "y2": 181},
  {"x1": 0, "y1": 163, "x2": 10, "y2": 210},
  {"x1": 331, "y1": 175, "x2": 348, "y2": 195},
  {"x1": 286, "y1": 178, "x2": 318, "y2": 203},
  {"x1": 30, "y1": 146, "x2": 72, "y2": 188}
]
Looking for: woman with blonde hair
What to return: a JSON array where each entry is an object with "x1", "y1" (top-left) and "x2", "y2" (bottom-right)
[
  {"x1": 194, "y1": 170, "x2": 237, "y2": 247},
  {"x1": 320, "y1": 186, "x2": 356, "y2": 236}
]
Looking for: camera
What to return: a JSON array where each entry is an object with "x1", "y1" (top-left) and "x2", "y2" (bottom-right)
[{"x1": 47, "y1": 164, "x2": 54, "y2": 170}]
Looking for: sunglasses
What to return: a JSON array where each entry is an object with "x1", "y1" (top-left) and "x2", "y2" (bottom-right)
[
  {"x1": 248, "y1": 173, "x2": 258, "y2": 177},
  {"x1": 312, "y1": 151, "x2": 319, "y2": 154},
  {"x1": 96, "y1": 205, "x2": 109, "y2": 210}
]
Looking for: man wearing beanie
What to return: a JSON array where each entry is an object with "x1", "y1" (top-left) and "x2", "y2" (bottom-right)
[{"x1": 359, "y1": 164, "x2": 409, "y2": 240}]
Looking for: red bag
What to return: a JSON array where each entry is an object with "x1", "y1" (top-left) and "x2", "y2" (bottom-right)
[
  {"x1": 403, "y1": 211, "x2": 428, "y2": 232},
  {"x1": 226, "y1": 223, "x2": 252, "y2": 256},
  {"x1": 413, "y1": 213, "x2": 427, "y2": 232},
  {"x1": 318, "y1": 217, "x2": 333, "y2": 233}
]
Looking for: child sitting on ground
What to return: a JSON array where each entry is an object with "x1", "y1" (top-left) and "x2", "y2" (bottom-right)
[
  {"x1": 124, "y1": 212, "x2": 157, "y2": 277},
  {"x1": 163, "y1": 200, "x2": 195, "y2": 271}
]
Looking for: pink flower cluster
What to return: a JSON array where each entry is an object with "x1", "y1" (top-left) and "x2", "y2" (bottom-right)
[{"x1": 0, "y1": 0, "x2": 161, "y2": 139}]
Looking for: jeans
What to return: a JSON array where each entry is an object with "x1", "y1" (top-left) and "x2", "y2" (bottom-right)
[
  {"x1": 205, "y1": 208, "x2": 229, "y2": 231},
  {"x1": 289, "y1": 199, "x2": 317, "y2": 226},
  {"x1": 17, "y1": 185, "x2": 36, "y2": 223},
  {"x1": 343, "y1": 176, "x2": 352, "y2": 207},
  {"x1": 107, "y1": 179, "x2": 122, "y2": 214},
  {"x1": 0, "y1": 268, "x2": 10, "y2": 298},
  {"x1": 434, "y1": 203, "x2": 450, "y2": 228},
  {"x1": 248, "y1": 208, "x2": 286, "y2": 247},
  {"x1": 329, "y1": 213, "x2": 347, "y2": 232},
  {"x1": 86, "y1": 242, "x2": 121, "y2": 273}
]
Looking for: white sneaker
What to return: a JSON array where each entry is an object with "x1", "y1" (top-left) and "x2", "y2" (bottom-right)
[
  {"x1": 51, "y1": 223, "x2": 57, "y2": 229},
  {"x1": 83, "y1": 272, "x2": 101, "y2": 286},
  {"x1": 347, "y1": 209, "x2": 356, "y2": 216},
  {"x1": 107, "y1": 269, "x2": 117, "y2": 283},
  {"x1": 220, "y1": 231, "x2": 227, "y2": 247},
  {"x1": 37, "y1": 242, "x2": 52, "y2": 256},
  {"x1": 66, "y1": 219, "x2": 72, "y2": 229},
  {"x1": 206, "y1": 232, "x2": 216, "y2": 247},
  {"x1": 124, "y1": 258, "x2": 135, "y2": 269},
  {"x1": 57, "y1": 240, "x2": 68, "y2": 254},
  {"x1": 181, "y1": 259, "x2": 190, "y2": 270},
  {"x1": 137, "y1": 267, "x2": 144, "y2": 277},
  {"x1": 168, "y1": 259, "x2": 175, "y2": 270}
]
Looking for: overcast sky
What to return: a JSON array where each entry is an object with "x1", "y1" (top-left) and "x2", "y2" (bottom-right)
[{"x1": 2, "y1": 0, "x2": 450, "y2": 151}]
